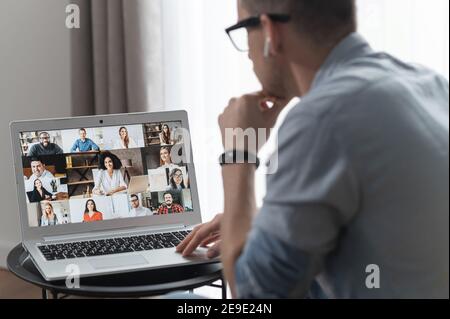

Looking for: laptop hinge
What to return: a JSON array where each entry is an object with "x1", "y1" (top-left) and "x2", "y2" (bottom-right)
[{"x1": 42, "y1": 224, "x2": 187, "y2": 243}]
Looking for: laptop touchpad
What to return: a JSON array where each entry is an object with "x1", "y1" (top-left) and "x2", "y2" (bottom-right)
[{"x1": 89, "y1": 255, "x2": 148, "y2": 270}]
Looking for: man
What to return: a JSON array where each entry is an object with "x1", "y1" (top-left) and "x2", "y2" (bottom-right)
[
  {"x1": 129, "y1": 194, "x2": 152, "y2": 217},
  {"x1": 25, "y1": 158, "x2": 55, "y2": 192},
  {"x1": 157, "y1": 192, "x2": 184, "y2": 215},
  {"x1": 70, "y1": 128, "x2": 100, "y2": 152},
  {"x1": 177, "y1": 0, "x2": 449, "y2": 298},
  {"x1": 28, "y1": 132, "x2": 63, "y2": 157}
]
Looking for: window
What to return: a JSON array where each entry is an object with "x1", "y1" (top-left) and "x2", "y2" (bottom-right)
[{"x1": 160, "y1": 0, "x2": 449, "y2": 222}]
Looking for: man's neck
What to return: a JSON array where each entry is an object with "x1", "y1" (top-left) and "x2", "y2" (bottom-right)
[
  {"x1": 291, "y1": 49, "x2": 330, "y2": 96},
  {"x1": 290, "y1": 34, "x2": 349, "y2": 96},
  {"x1": 292, "y1": 65, "x2": 319, "y2": 96}
]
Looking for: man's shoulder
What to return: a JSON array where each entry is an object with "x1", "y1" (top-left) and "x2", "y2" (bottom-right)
[
  {"x1": 284, "y1": 56, "x2": 448, "y2": 135},
  {"x1": 50, "y1": 143, "x2": 63, "y2": 151},
  {"x1": 43, "y1": 170, "x2": 54, "y2": 177},
  {"x1": 28, "y1": 143, "x2": 40, "y2": 151}
]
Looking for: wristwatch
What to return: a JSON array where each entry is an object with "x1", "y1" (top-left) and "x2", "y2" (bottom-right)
[{"x1": 219, "y1": 149, "x2": 260, "y2": 169}]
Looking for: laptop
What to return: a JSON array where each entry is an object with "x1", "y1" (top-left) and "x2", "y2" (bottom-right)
[{"x1": 10, "y1": 111, "x2": 217, "y2": 281}]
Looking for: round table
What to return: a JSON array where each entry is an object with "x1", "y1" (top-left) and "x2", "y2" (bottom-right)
[{"x1": 7, "y1": 244, "x2": 226, "y2": 299}]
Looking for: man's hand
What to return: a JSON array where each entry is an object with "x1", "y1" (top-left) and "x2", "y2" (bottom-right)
[
  {"x1": 218, "y1": 92, "x2": 290, "y2": 152},
  {"x1": 176, "y1": 213, "x2": 222, "y2": 258}
]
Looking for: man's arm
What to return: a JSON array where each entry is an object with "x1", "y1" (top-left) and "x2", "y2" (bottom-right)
[
  {"x1": 27, "y1": 145, "x2": 36, "y2": 157},
  {"x1": 234, "y1": 226, "x2": 324, "y2": 299},
  {"x1": 90, "y1": 139, "x2": 100, "y2": 151},
  {"x1": 221, "y1": 164, "x2": 257, "y2": 298},
  {"x1": 70, "y1": 140, "x2": 78, "y2": 153},
  {"x1": 55, "y1": 144, "x2": 64, "y2": 154},
  {"x1": 221, "y1": 164, "x2": 322, "y2": 299},
  {"x1": 218, "y1": 92, "x2": 290, "y2": 298}
]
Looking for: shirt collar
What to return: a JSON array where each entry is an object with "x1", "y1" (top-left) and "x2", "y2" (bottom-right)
[{"x1": 310, "y1": 32, "x2": 374, "y2": 91}]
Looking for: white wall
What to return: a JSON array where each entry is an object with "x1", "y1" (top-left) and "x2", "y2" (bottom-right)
[{"x1": 0, "y1": 0, "x2": 71, "y2": 268}]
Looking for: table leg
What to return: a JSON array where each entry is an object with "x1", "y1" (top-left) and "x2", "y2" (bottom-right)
[
  {"x1": 51, "y1": 290, "x2": 58, "y2": 299},
  {"x1": 221, "y1": 277, "x2": 227, "y2": 299},
  {"x1": 42, "y1": 288, "x2": 47, "y2": 299}
]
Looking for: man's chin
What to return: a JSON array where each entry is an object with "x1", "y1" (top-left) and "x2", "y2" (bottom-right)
[{"x1": 262, "y1": 85, "x2": 289, "y2": 100}]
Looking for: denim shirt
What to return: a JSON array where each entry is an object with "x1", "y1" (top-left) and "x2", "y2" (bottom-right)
[
  {"x1": 234, "y1": 33, "x2": 449, "y2": 299},
  {"x1": 70, "y1": 138, "x2": 100, "y2": 152}
]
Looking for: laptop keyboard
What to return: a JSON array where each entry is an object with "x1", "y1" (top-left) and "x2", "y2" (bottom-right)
[{"x1": 38, "y1": 230, "x2": 192, "y2": 261}]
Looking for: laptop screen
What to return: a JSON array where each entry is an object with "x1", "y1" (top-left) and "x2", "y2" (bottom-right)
[{"x1": 19, "y1": 122, "x2": 194, "y2": 227}]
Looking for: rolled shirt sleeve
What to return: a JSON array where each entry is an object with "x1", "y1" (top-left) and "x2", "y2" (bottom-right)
[
  {"x1": 90, "y1": 140, "x2": 100, "y2": 151},
  {"x1": 93, "y1": 170, "x2": 104, "y2": 193},
  {"x1": 235, "y1": 227, "x2": 324, "y2": 299},
  {"x1": 71, "y1": 140, "x2": 79, "y2": 152},
  {"x1": 117, "y1": 170, "x2": 127, "y2": 189}
]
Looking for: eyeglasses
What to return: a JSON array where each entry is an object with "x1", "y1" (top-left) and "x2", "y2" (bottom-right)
[{"x1": 225, "y1": 14, "x2": 291, "y2": 52}]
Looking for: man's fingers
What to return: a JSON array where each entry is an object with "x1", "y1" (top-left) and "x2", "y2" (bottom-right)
[
  {"x1": 176, "y1": 214, "x2": 222, "y2": 255},
  {"x1": 181, "y1": 225, "x2": 216, "y2": 257},
  {"x1": 200, "y1": 233, "x2": 220, "y2": 247},
  {"x1": 199, "y1": 233, "x2": 220, "y2": 247},
  {"x1": 261, "y1": 96, "x2": 289, "y2": 110},
  {"x1": 206, "y1": 241, "x2": 221, "y2": 259},
  {"x1": 176, "y1": 226, "x2": 200, "y2": 252},
  {"x1": 262, "y1": 97, "x2": 291, "y2": 127}
]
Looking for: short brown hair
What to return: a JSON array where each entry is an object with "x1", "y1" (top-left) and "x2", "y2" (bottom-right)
[{"x1": 240, "y1": 0, "x2": 356, "y2": 45}]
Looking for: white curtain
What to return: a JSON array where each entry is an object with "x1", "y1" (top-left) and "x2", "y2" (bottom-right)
[
  {"x1": 72, "y1": 0, "x2": 164, "y2": 116},
  {"x1": 357, "y1": 0, "x2": 449, "y2": 80},
  {"x1": 160, "y1": 0, "x2": 449, "y2": 222}
]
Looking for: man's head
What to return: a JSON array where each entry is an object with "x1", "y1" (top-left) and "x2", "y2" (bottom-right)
[
  {"x1": 130, "y1": 194, "x2": 140, "y2": 209},
  {"x1": 235, "y1": 0, "x2": 356, "y2": 97},
  {"x1": 163, "y1": 192, "x2": 173, "y2": 207},
  {"x1": 79, "y1": 128, "x2": 87, "y2": 140},
  {"x1": 39, "y1": 132, "x2": 51, "y2": 147},
  {"x1": 30, "y1": 158, "x2": 46, "y2": 177}
]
